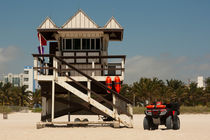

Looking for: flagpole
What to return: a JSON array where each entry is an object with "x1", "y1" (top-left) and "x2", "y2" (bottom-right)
[
  {"x1": 39, "y1": 33, "x2": 43, "y2": 54},
  {"x1": 39, "y1": 33, "x2": 44, "y2": 74}
]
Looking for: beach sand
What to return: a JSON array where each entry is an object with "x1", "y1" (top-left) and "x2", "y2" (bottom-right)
[{"x1": 0, "y1": 113, "x2": 210, "y2": 140}]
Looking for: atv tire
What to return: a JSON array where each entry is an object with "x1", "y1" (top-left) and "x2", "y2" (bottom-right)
[
  {"x1": 173, "y1": 116, "x2": 180, "y2": 130},
  {"x1": 151, "y1": 124, "x2": 158, "y2": 130},
  {"x1": 143, "y1": 117, "x2": 151, "y2": 130},
  {"x1": 166, "y1": 116, "x2": 173, "y2": 129}
]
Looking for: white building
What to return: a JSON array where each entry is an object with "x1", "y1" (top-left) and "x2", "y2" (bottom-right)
[
  {"x1": 197, "y1": 76, "x2": 204, "y2": 88},
  {"x1": 3, "y1": 66, "x2": 37, "y2": 92},
  {"x1": 23, "y1": 66, "x2": 35, "y2": 92},
  {"x1": 4, "y1": 73, "x2": 24, "y2": 87}
]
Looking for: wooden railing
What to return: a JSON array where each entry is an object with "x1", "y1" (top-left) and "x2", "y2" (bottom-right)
[{"x1": 33, "y1": 54, "x2": 125, "y2": 77}]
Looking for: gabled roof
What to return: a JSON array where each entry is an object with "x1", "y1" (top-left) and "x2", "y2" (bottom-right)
[
  {"x1": 104, "y1": 16, "x2": 122, "y2": 29},
  {"x1": 38, "y1": 17, "x2": 58, "y2": 29},
  {"x1": 37, "y1": 10, "x2": 124, "y2": 41},
  {"x1": 62, "y1": 9, "x2": 99, "y2": 29}
]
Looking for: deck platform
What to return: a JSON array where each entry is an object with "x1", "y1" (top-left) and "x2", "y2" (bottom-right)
[{"x1": 36, "y1": 121, "x2": 120, "y2": 129}]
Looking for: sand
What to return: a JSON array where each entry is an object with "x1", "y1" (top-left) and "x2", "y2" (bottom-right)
[{"x1": 0, "y1": 113, "x2": 210, "y2": 140}]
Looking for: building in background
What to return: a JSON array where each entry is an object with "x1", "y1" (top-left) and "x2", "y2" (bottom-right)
[
  {"x1": 4, "y1": 73, "x2": 24, "y2": 87},
  {"x1": 3, "y1": 66, "x2": 38, "y2": 92},
  {"x1": 23, "y1": 66, "x2": 35, "y2": 92},
  {"x1": 197, "y1": 76, "x2": 204, "y2": 88}
]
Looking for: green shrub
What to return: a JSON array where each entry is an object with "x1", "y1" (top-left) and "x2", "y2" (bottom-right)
[
  {"x1": 206, "y1": 102, "x2": 210, "y2": 107},
  {"x1": 0, "y1": 106, "x2": 29, "y2": 113},
  {"x1": 133, "y1": 106, "x2": 145, "y2": 114},
  {"x1": 180, "y1": 106, "x2": 210, "y2": 114},
  {"x1": 0, "y1": 106, "x2": 13, "y2": 113},
  {"x1": 132, "y1": 106, "x2": 210, "y2": 114},
  {"x1": 32, "y1": 108, "x2": 42, "y2": 113}
]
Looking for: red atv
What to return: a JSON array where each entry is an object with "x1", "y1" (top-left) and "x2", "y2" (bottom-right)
[{"x1": 143, "y1": 102, "x2": 180, "y2": 130}]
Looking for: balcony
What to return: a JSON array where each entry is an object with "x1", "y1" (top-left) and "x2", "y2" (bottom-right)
[{"x1": 32, "y1": 54, "x2": 126, "y2": 82}]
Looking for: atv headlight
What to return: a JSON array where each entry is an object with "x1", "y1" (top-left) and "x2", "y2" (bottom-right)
[
  {"x1": 160, "y1": 109, "x2": 167, "y2": 116},
  {"x1": 145, "y1": 110, "x2": 152, "y2": 116}
]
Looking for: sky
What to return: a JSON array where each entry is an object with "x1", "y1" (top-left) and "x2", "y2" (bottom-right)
[{"x1": 0, "y1": 0, "x2": 210, "y2": 84}]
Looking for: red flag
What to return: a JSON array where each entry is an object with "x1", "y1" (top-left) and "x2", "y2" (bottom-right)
[{"x1": 37, "y1": 33, "x2": 47, "y2": 46}]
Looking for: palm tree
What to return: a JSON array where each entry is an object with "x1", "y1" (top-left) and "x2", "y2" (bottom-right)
[
  {"x1": 31, "y1": 89, "x2": 41, "y2": 108},
  {"x1": 119, "y1": 77, "x2": 210, "y2": 107},
  {"x1": 166, "y1": 79, "x2": 187, "y2": 104},
  {"x1": 0, "y1": 82, "x2": 3, "y2": 105},
  {"x1": 204, "y1": 77, "x2": 210, "y2": 105},
  {"x1": 13, "y1": 85, "x2": 31, "y2": 106},
  {"x1": 0, "y1": 83, "x2": 12, "y2": 106}
]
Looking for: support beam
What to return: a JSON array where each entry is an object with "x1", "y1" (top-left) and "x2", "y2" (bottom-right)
[
  {"x1": 34, "y1": 57, "x2": 38, "y2": 80},
  {"x1": 68, "y1": 92, "x2": 70, "y2": 122},
  {"x1": 112, "y1": 94, "x2": 117, "y2": 118},
  {"x1": 41, "y1": 97, "x2": 47, "y2": 119},
  {"x1": 51, "y1": 80, "x2": 55, "y2": 121},
  {"x1": 128, "y1": 104, "x2": 133, "y2": 128}
]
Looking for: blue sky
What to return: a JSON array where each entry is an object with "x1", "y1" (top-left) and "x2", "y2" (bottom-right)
[{"x1": 0, "y1": 0, "x2": 210, "y2": 83}]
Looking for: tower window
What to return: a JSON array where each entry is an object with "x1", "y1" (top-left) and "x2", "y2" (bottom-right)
[
  {"x1": 62, "y1": 38, "x2": 101, "y2": 51},
  {"x1": 73, "y1": 39, "x2": 81, "y2": 50},
  {"x1": 66, "y1": 39, "x2": 72, "y2": 50},
  {"x1": 82, "y1": 39, "x2": 90, "y2": 50},
  {"x1": 96, "y1": 39, "x2": 100, "y2": 50}
]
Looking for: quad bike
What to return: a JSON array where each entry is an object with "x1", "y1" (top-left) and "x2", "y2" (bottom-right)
[{"x1": 143, "y1": 102, "x2": 180, "y2": 130}]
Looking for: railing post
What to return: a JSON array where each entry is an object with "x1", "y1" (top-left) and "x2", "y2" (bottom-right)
[
  {"x1": 34, "y1": 57, "x2": 38, "y2": 80},
  {"x1": 53, "y1": 57, "x2": 58, "y2": 78},
  {"x1": 121, "y1": 58, "x2": 125, "y2": 78},
  {"x1": 87, "y1": 79, "x2": 91, "y2": 102},
  {"x1": 92, "y1": 61, "x2": 95, "y2": 76},
  {"x1": 45, "y1": 63, "x2": 48, "y2": 75},
  {"x1": 66, "y1": 65, "x2": 68, "y2": 76}
]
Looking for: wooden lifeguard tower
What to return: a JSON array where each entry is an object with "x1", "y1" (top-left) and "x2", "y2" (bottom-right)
[{"x1": 33, "y1": 9, "x2": 133, "y2": 128}]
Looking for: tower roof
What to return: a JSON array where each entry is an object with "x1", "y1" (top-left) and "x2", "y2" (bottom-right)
[
  {"x1": 37, "y1": 9, "x2": 124, "y2": 41},
  {"x1": 38, "y1": 17, "x2": 58, "y2": 29},
  {"x1": 62, "y1": 9, "x2": 99, "y2": 29},
  {"x1": 104, "y1": 16, "x2": 122, "y2": 29}
]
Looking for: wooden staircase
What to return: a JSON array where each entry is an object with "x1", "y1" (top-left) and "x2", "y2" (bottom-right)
[
  {"x1": 55, "y1": 56, "x2": 133, "y2": 128},
  {"x1": 33, "y1": 54, "x2": 133, "y2": 128}
]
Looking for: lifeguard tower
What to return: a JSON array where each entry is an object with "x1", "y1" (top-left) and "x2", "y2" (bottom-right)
[{"x1": 33, "y1": 9, "x2": 133, "y2": 128}]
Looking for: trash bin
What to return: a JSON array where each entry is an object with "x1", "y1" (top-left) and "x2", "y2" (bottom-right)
[{"x1": 3, "y1": 112, "x2": 8, "y2": 119}]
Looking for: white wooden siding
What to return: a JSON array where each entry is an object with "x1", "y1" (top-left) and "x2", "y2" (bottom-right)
[
  {"x1": 104, "y1": 17, "x2": 122, "y2": 29},
  {"x1": 38, "y1": 17, "x2": 58, "y2": 29},
  {"x1": 62, "y1": 9, "x2": 99, "y2": 29}
]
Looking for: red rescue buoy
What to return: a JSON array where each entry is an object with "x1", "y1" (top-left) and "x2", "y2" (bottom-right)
[
  {"x1": 106, "y1": 76, "x2": 112, "y2": 93},
  {"x1": 114, "y1": 76, "x2": 121, "y2": 94}
]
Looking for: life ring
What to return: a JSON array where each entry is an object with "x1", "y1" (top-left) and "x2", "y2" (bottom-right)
[
  {"x1": 114, "y1": 76, "x2": 121, "y2": 94},
  {"x1": 106, "y1": 76, "x2": 112, "y2": 93}
]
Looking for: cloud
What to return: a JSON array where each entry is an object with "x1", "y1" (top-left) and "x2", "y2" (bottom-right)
[
  {"x1": 124, "y1": 55, "x2": 210, "y2": 84},
  {"x1": 0, "y1": 46, "x2": 20, "y2": 63},
  {"x1": 0, "y1": 46, "x2": 21, "y2": 78}
]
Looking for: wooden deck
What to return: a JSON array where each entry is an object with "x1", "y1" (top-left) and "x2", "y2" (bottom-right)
[{"x1": 36, "y1": 121, "x2": 120, "y2": 129}]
